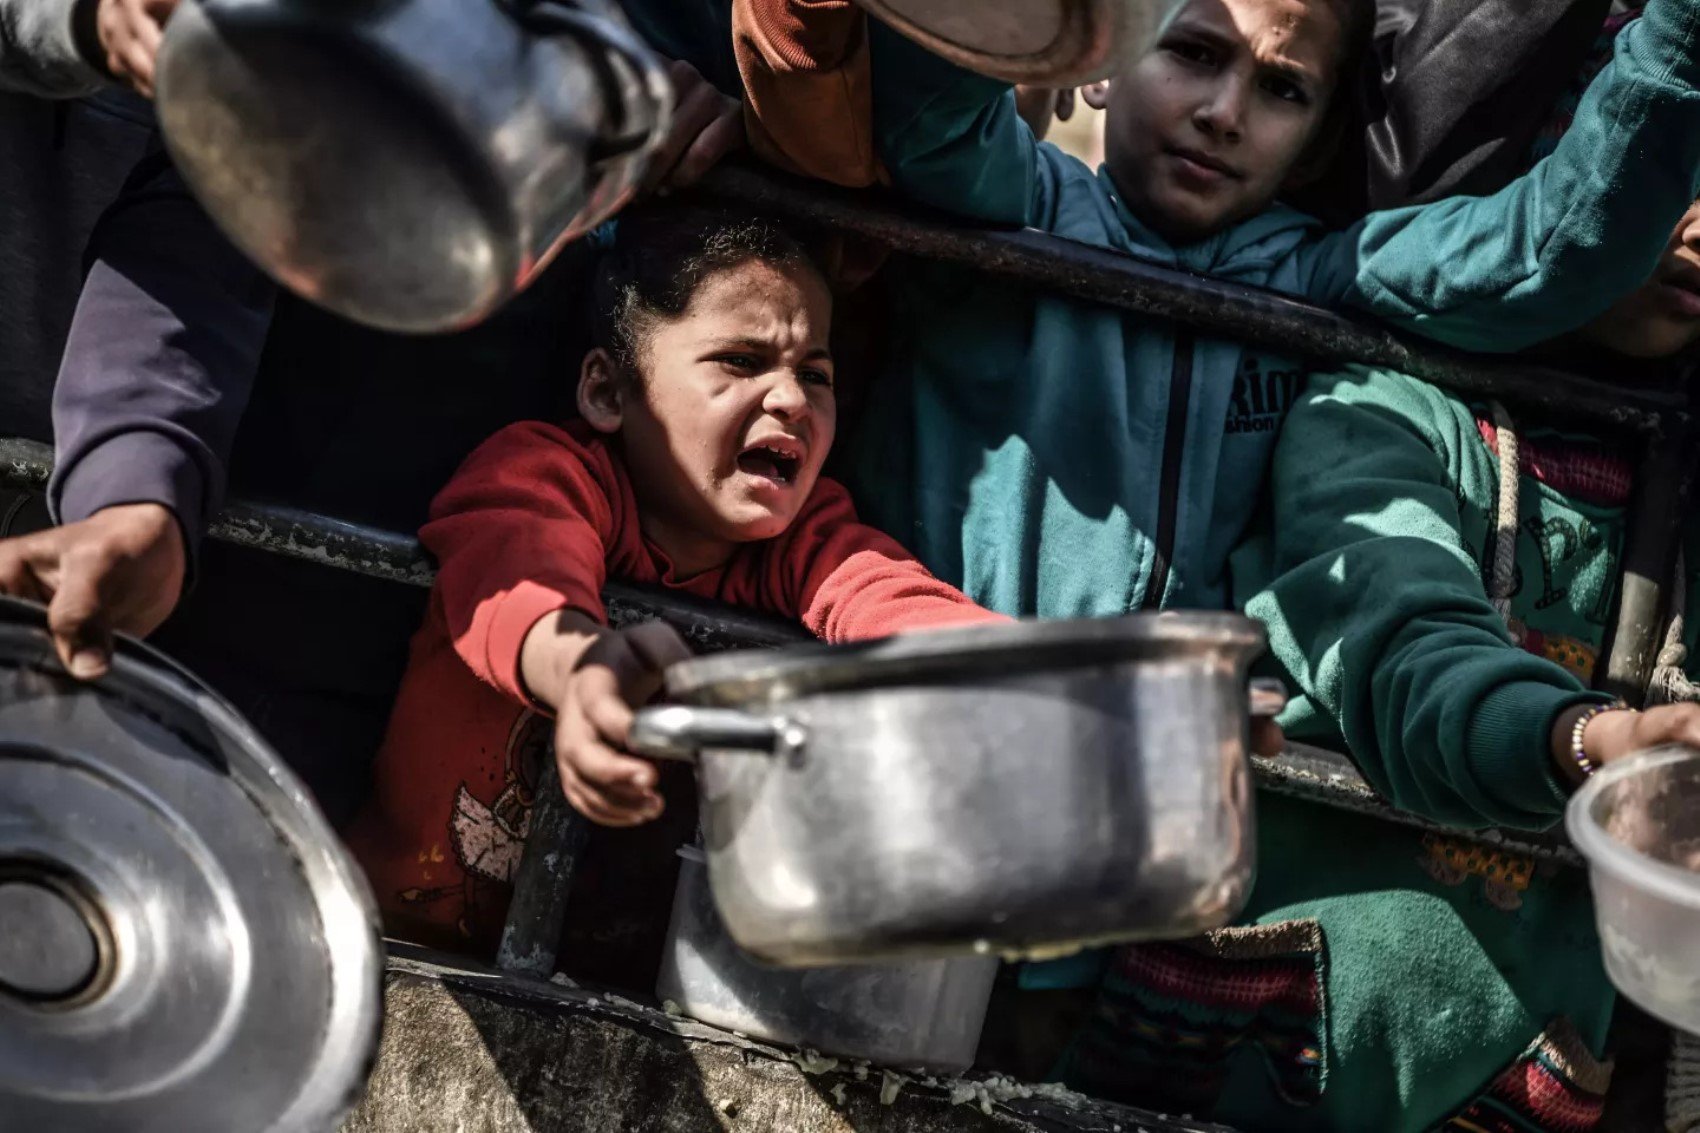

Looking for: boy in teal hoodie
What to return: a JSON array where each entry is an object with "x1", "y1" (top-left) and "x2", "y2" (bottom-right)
[{"x1": 844, "y1": 0, "x2": 1700, "y2": 620}]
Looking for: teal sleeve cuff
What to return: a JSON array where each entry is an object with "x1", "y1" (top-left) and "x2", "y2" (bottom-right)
[
  {"x1": 1465, "y1": 680, "x2": 1615, "y2": 826},
  {"x1": 1626, "y1": 0, "x2": 1700, "y2": 92}
]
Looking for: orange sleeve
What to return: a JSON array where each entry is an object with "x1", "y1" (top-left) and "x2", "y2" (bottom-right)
[
  {"x1": 420, "y1": 422, "x2": 620, "y2": 704},
  {"x1": 770, "y1": 477, "x2": 1009, "y2": 642},
  {"x1": 733, "y1": 0, "x2": 886, "y2": 187}
]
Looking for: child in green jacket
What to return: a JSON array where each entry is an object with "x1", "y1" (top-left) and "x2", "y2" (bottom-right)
[
  {"x1": 843, "y1": 0, "x2": 1700, "y2": 620},
  {"x1": 1094, "y1": 195, "x2": 1700, "y2": 1132}
]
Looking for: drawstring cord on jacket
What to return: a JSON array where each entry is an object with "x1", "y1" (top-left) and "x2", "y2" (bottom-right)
[{"x1": 1488, "y1": 402, "x2": 1522, "y2": 629}]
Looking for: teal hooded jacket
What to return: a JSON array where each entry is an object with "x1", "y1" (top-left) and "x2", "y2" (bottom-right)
[{"x1": 844, "y1": 0, "x2": 1700, "y2": 617}]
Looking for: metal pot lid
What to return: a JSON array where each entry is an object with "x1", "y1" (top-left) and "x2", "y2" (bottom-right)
[
  {"x1": 663, "y1": 612, "x2": 1265, "y2": 703},
  {"x1": 0, "y1": 598, "x2": 382, "y2": 1131},
  {"x1": 854, "y1": 0, "x2": 1178, "y2": 86}
]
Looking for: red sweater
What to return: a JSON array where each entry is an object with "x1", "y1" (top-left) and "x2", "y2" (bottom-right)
[
  {"x1": 431, "y1": 420, "x2": 998, "y2": 700},
  {"x1": 349, "y1": 420, "x2": 998, "y2": 950}
]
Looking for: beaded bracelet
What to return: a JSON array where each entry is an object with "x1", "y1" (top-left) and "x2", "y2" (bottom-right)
[{"x1": 1569, "y1": 701, "x2": 1627, "y2": 780}]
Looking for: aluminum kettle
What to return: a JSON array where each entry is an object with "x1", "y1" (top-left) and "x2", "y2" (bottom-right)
[{"x1": 155, "y1": 0, "x2": 671, "y2": 334}]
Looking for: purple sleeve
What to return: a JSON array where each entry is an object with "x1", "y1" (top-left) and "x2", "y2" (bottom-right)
[{"x1": 48, "y1": 151, "x2": 275, "y2": 566}]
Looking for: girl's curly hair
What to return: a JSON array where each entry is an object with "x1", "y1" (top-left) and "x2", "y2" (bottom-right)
[{"x1": 590, "y1": 203, "x2": 826, "y2": 380}]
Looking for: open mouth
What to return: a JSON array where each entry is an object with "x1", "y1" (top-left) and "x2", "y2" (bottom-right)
[{"x1": 736, "y1": 438, "x2": 804, "y2": 485}]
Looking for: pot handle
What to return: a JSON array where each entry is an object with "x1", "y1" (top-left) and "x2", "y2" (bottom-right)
[
  {"x1": 1249, "y1": 677, "x2": 1287, "y2": 718},
  {"x1": 627, "y1": 705, "x2": 805, "y2": 764}
]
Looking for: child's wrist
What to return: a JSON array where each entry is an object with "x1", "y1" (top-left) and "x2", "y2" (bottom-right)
[
  {"x1": 519, "y1": 610, "x2": 605, "y2": 710},
  {"x1": 1550, "y1": 702, "x2": 1631, "y2": 788}
]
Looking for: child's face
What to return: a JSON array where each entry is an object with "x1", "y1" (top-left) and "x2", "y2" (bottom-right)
[
  {"x1": 1579, "y1": 202, "x2": 1700, "y2": 359},
  {"x1": 1100, "y1": 0, "x2": 1344, "y2": 243},
  {"x1": 597, "y1": 259, "x2": 837, "y2": 570}
]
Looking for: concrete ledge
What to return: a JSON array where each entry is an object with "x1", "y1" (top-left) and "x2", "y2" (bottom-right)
[{"x1": 343, "y1": 948, "x2": 1231, "y2": 1133}]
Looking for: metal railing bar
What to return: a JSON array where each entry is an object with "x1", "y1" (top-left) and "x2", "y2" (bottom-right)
[
  {"x1": 0, "y1": 437, "x2": 808, "y2": 652},
  {"x1": 1600, "y1": 427, "x2": 1700, "y2": 704},
  {"x1": 696, "y1": 163, "x2": 1688, "y2": 433},
  {"x1": 0, "y1": 436, "x2": 1583, "y2": 867},
  {"x1": 1257, "y1": 745, "x2": 1581, "y2": 867}
]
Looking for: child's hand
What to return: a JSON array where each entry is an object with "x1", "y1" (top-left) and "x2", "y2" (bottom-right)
[
  {"x1": 1013, "y1": 86, "x2": 1076, "y2": 141},
  {"x1": 94, "y1": 0, "x2": 179, "y2": 98},
  {"x1": 550, "y1": 620, "x2": 693, "y2": 826},
  {"x1": 0, "y1": 503, "x2": 186, "y2": 679},
  {"x1": 644, "y1": 59, "x2": 745, "y2": 195},
  {"x1": 1553, "y1": 702, "x2": 1700, "y2": 787}
]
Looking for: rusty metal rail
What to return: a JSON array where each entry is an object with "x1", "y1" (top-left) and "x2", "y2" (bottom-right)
[
  {"x1": 0, "y1": 438, "x2": 805, "y2": 654},
  {"x1": 0, "y1": 436, "x2": 1585, "y2": 874},
  {"x1": 697, "y1": 163, "x2": 1690, "y2": 434}
]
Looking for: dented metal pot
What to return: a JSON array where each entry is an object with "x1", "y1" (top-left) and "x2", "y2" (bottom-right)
[{"x1": 629, "y1": 614, "x2": 1273, "y2": 967}]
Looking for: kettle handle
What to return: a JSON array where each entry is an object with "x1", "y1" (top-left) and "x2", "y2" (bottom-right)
[{"x1": 627, "y1": 705, "x2": 807, "y2": 764}]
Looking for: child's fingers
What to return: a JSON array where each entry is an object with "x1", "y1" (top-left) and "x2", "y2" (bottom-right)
[
  {"x1": 558, "y1": 758, "x2": 650, "y2": 827},
  {"x1": 571, "y1": 663, "x2": 643, "y2": 751},
  {"x1": 581, "y1": 685, "x2": 646, "y2": 763},
  {"x1": 668, "y1": 108, "x2": 744, "y2": 189},
  {"x1": 1642, "y1": 704, "x2": 1700, "y2": 751},
  {"x1": 576, "y1": 721, "x2": 660, "y2": 796},
  {"x1": 561, "y1": 682, "x2": 660, "y2": 794},
  {"x1": 558, "y1": 695, "x2": 654, "y2": 785},
  {"x1": 648, "y1": 66, "x2": 728, "y2": 190},
  {"x1": 555, "y1": 718, "x2": 661, "y2": 825}
]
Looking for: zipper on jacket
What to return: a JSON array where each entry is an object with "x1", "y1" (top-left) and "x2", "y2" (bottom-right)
[{"x1": 1141, "y1": 332, "x2": 1195, "y2": 609}]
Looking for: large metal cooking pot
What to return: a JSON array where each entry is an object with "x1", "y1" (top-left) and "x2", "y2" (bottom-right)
[
  {"x1": 155, "y1": 0, "x2": 670, "y2": 334},
  {"x1": 628, "y1": 614, "x2": 1271, "y2": 967},
  {"x1": 852, "y1": 0, "x2": 1181, "y2": 85},
  {"x1": 0, "y1": 599, "x2": 382, "y2": 1131}
]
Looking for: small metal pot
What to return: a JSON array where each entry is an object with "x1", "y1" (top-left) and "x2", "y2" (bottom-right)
[
  {"x1": 629, "y1": 614, "x2": 1271, "y2": 967},
  {"x1": 657, "y1": 848, "x2": 998, "y2": 1070},
  {"x1": 852, "y1": 0, "x2": 1181, "y2": 85},
  {"x1": 156, "y1": 0, "x2": 670, "y2": 333}
]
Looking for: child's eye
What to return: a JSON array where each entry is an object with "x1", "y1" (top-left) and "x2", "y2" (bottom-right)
[
  {"x1": 801, "y1": 368, "x2": 834, "y2": 388},
  {"x1": 1163, "y1": 39, "x2": 1216, "y2": 67},
  {"x1": 715, "y1": 353, "x2": 761, "y2": 372},
  {"x1": 1263, "y1": 76, "x2": 1310, "y2": 105}
]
